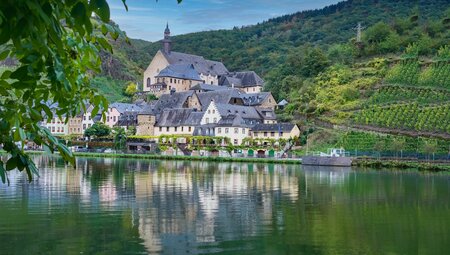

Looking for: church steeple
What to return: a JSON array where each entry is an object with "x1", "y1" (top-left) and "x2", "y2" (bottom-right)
[{"x1": 162, "y1": 23, "x2": 172, "y2": 54}]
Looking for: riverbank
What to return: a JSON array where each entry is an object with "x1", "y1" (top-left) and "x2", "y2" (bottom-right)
[
  {"x1": 22, "y1": 151, "x2": 302, "y2": 165},
  {"x1": 6, "y1": 151, "x2": 450, "y2": 172},
  {"x1": 353, "y1": 158, "x2": 450, "y2": 172}
]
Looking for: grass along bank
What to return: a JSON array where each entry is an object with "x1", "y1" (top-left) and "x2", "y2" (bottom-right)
[
  {"x1": 69, "y1": 152, "x2": 302, "y2": 165},
  {"x1": 353, "y1": 158, "x2": 450, "y2": 172}
]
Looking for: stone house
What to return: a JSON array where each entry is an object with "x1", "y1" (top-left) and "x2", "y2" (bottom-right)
[
  {"x1": 219, "y1": 71, "x2": 264, "y2": 93},
  {"x1": 251, "y1": 123, "x2": 300, "y2": 140}
]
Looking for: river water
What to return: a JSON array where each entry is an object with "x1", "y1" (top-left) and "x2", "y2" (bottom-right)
[{"x1": 0, "y1": 156, "x2": 449, "y2": 254}]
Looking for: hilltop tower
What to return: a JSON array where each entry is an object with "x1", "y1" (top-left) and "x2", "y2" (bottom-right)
[{"x1": 162, "y1": 23, "x2": 172, "y2": 54}]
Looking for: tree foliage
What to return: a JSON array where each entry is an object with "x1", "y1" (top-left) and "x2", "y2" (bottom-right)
[
  {"x1": 85, "y1": 122, "x2": 111, "y2": 138},
  {"x1": 0, "y1": 0, "x2": 129, "y2": 183}
]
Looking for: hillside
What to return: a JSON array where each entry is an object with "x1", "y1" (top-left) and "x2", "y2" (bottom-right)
[{"x1": 96, "y1": 0, "x2": 449, "y2": 102}]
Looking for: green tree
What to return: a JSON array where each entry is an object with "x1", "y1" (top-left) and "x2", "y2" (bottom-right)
[
  {"x1": 373, "y1": 140, "x2": 385, "y2": 159},
  {"x1": 298, "y1": 47, "x2": 330, "y2": 77},
  {"x1": 124, "y1": 81, "x2": 137, "y2": 96},
  {"x1": 85, "y1": 123, "x2": 111, "y2": 138},
  {"x1": 113, "y1": 127, "x2": 127, "y2": 150},
  {"x1": 364, "y1": 22, "x2": 392, "y2": 44},
  {"x1": 421, "y1": 141, "x2": 437, "y2": 161},
  {"x1": 126, "y1": 126, "x2": 136, "y2": 136},
  {"x1": 327, "y1": 44, "x2": 354, "y2": 65},
  {"x1": 0, "y1": 0, "x2": 181, "y2": 183},
  {"x1": 391, "y1": 139, "x2": 406, "y2": 158}
]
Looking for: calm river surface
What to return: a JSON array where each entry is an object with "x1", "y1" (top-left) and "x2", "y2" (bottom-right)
[{"x1": 0, "y1": 155, "x2": 449, "y2": 255}]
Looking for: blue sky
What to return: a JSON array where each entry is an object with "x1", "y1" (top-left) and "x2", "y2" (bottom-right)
[{"x1": 110, "y1": 0, "x2": 341, "y2": 41}]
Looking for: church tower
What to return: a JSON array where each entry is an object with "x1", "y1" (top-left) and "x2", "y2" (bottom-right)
[{"x1": 162, "y1": 23, "x2": 172, "y2": 54}]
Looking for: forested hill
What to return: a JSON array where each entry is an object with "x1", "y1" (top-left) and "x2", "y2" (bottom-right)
[
  {"x1": 97, "y1": 0, "x2": 449, "y2": 102},
  {"x1": 124, "y1": 0, "x2": 449, "y2": 76}
]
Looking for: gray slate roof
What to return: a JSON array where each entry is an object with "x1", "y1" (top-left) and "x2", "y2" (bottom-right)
[
  {"x1": 184, "y1": 112, "x2": 204, "y2": 126},
  {"x1": 156, "y1": 64, "x2": 202, "y2": 81},
  {"x1": 152, "y1": 91, "x2": 194, "y2": 114},
  {"x1": 219, "y1": 71, "x2": 264, "y2": 88},
  {"x1": 278, "y1": 99, "x2": 289, "y2": 106},
  {"x1": 190, "y1": 83, "x2": 230, "y2": 92},
  {"x1": 116, "y1": 111, "x2": 138, "y2": 127},
  {"x1": 240, "y1": 92, "x2": 271, "y2": 106},
  {"x1": 110, "y1": 103, "x2": 142, "y2": 114},
  {"x1": 156, "y1": 108, "x2": 194, "y2": 127},
  {"x1": 255, "y1": 107, "x2": 277, "y2": 120},
  {"x1": 197, "y1": 89, "x2": 242, "y2": 109},
  {"x1": 217, "y1": 114, "x2": 249, "y2": 127},
  {"x1": 193, "y1": 124, "x2": 216, "y2": 136},
  {"x1": 215, "y1": 103, "x2": 260, "y2": 119},
  {"x1": 251, "y1": 123, "x2": 297, "y2": 132},
  {"x1": 161, "y1": 50, "x2": 228, "y2": 76}
]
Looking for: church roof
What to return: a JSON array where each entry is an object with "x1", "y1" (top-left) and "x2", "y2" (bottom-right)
[
  {"x1": 156, "y1": 64, "x2": 202, "y2": 81},
  {"x1": 219, "y1": 71, "x2": 264, "y2": 88},
  {"x1": 160, "y1": 50, "x2": 229, "y2": 76}
]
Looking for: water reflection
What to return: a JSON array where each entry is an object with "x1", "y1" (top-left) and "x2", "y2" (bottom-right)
[{"x1": 0, "y1": 155, "x2": 449, "y2": 254}]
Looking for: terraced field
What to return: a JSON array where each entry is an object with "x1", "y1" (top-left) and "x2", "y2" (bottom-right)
[{"x1": 350, "y1": 56, "x2": 450, "y2": 135}]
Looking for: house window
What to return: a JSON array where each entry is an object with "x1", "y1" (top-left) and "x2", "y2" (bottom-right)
[
  {"x1": 159, "y1": 127, "x2": 162, "y2": 132},
  {"x1": 271, "y1": 132, "x2": 275, "y2": 137},
  {"x1": 189, "y1": 126, "x2": 192, "y2": 132},
  {"x1": 264, "y1": 132, "x2": 268, "y2": 137},
  {"x1": 51, "y1": 127, "x2": 55, "y2": 132},
  {"x1": 280, "y1": 132, "x2": 284, "y2": 136},
  {"x1": 166, "y1": 127, "x2": 169, "y2": 132},
  {"x1": 83, "y1": 124, "x2": 86, "y2": 130},
  {"x1": 212, "y1": 110, "x2": 215, "y2": 114},
  {"x1": 206, "y1": 118, "x2": 209, "y2": 123},
  {"x1": 181, "y1": 127, "x2": 184, "y2": 131},
  {"x1": 225, "y1": 128, "x2": 229, "y2": 134},
  {"x1": 147, "y1": 77, "x2": 151, "y2": 87},
  {"x1": 113, "y1": 116, "x2": 116, "y2": 122},
  {"x1": 211, "y1": 81, "x2": 213, "y2": 85},
  {"x1": 234, "y1": 128, "x2": 238, "y2": 134},
  {"x1": 218, "y1": 128, "x2": 221, "y2": 134},
  {"x1": 254, "y1": 132, "x2": 258, "y2": 137},
  {"x1": 213, "y1": 118, "x2": 217, "y2": 123},
  {"x1": 242, "y1": 128, "x2": 245, "y2": 134},
  {"x1": 208, "y1": 110, "x2": 211, "y2": 114},
  {"x1": 174, "y1": 127, "x2": 178, "y2": 132},
  {"x1": 107, "y1": 116, "x2": 110, "y2": 122},
  {"x1": 234, "y1": 139, "x2": 238, "y2": 145}
]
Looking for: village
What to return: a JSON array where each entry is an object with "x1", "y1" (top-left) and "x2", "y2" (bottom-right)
[{"x1": 40, "y1": 25, "x2": 300, "y2": 158}]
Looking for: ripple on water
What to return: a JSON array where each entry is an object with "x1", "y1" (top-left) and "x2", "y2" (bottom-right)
[{"x1": 0, "y1": 156, "x2": 449, "y2": 254}]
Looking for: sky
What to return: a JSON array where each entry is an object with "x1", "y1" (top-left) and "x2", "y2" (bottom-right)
[{"x1": 110, "y1": 0, "x2": 341, "y2": 42}]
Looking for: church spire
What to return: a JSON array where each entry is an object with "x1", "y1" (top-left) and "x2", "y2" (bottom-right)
[{"x1": 162, "y1": 23, "x2": 172, "y2": 54}]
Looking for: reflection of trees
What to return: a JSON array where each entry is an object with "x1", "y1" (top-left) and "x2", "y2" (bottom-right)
[{"x1": 1, "y1": 156, "x2": 449, "y2": 254}]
